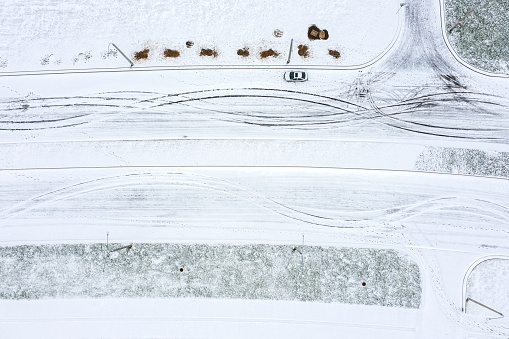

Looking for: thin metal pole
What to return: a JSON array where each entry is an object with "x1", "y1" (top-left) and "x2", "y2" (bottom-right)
[
  {"x1": 397, "y1": 3, "x2": 408, "y2": 14},
  {"x1": 466, "y1": 297, "x2": 504, "y2": 317},
  {"x1": 103, "y1": 231, "x2": 109, "y2": 272},
  {"x1": 449, "y1": 0, "x2": 482, "y2": 34},
  {"x1": 300, "y1": 234, "x2": 304, "y2": 276},
  {"x1": 109, "y1": 43, "x2": 134, "y2": 67},
  {"x1": 112, "y1": 244, "x2": 133, "y2": 252},
  {"x1": 286, "y1": 39, "x2": 294, "y2": 64}
]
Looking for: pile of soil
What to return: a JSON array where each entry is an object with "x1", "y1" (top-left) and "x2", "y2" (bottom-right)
[
  {"x1": 186, "y1": 41, "x2": 194, "y2": 48},
  {"x1": 298, "y1": 45, "x2": 309, "y2": 58},
  {"x1": 200, "y1": 48, "x2": 218, "y2": 57},
  {"x1": 328, "y1": 49, "x2": 341, "y2": 59},
  {"x1": 134, "y1": 49, "x2": 149, "y2": 60},
  {"x1": 308, "y1": 25, "x2": 329, "y2": 40},
  {"x1": 164, "y1": 49, "x2": 180, "y2": 58},
  {"x1": 237, "y1": 48, "x2": 249, "y2": 57},
  {"x1": 260, "y1": 49, "x2": 279, "y2": 58}
]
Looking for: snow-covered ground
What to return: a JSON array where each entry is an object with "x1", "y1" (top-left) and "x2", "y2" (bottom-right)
[
  {"x1": 0, "y1": 243, "x2": 421, "y2": 308},
  {"x1": 444, "y1": 0, "x2": 509, "y2": 74},
  {"x1": 1, "y1": 0, "x2": 509, "y2": 337},
  {"x1": 466, "y1": 258, "x2": 508, "y2": 318},
  {"x1": 0, "y1": 0, "x2": 399, "y2": 71}
]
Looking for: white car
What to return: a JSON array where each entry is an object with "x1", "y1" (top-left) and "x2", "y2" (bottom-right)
[{"x1": 284, "y1": 71, "x2": 308, "y2": 82}]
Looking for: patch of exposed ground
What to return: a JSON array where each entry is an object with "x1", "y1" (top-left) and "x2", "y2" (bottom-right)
[
  {"x1": 329, "y1": 49, "x2": 341, "y2": 59},
  {"x1": 260, "y1": 49, "x2": 279, "y2": 58},
  {"x1": 298, "y1": 45, "x2": 310, "y2": 58},
  {"x1": 200, "y1": 48, "x2": 218, "y2": 58},
  {"x1": 134, "y1": 49, "x2": 149, "y2": 60},
  {"x1": 237, "y1": 48, "x2": 249, "y2": 57},
  {"x1": 164, "y1": 49, "x2": 180, "y2": 58}
]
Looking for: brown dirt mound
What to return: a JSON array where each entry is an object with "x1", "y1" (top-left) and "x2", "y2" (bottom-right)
[
  {"x1": 328, "y1": 49, "x2": 341, "y2": 59},
  {"x1": 164, "y1": 49, "x2": 180, "y2": 58},
  {"x1": 237, "y1": 48, "x2": 249, "y2": 57},
  {"x1": 134, "y1": 49, "x2": 149, "y2": 60},
  {"x1": 298, "y1": 45, "x2": 309, "y2": 58},
  {"x1": 200, "y1": 48, "x2": 218, "y2": 57},
  {"x1": 260, "y1": 49, "x2": 279, "y2": 58}
]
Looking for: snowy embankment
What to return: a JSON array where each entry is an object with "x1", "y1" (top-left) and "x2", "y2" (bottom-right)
[
  {"x1": 0, "y1": 243, "x2": 421, "y2": 308},
  {"x1": 0, "y1": 0, "x2": 399, "y2": 71}
]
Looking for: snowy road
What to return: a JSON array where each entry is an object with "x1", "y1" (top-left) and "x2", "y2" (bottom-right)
[{"x1": 1, "y1": 1, "x2": 508, "y2": 144}]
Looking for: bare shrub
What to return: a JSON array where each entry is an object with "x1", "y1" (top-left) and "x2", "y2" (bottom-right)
[
  {"x1": 200, "y1": 48, "x2": 218, "y2": 58},
  {"x1": 134, "y1": 49, "x2": 149, "y2": 60},
  {"x1": 329, "y1": 49, "x2": 341, "y2": 59},
  {"x1": 164, "y1": 49, "x2": 180, "y2": 58},
  {"x1": 260, "y1": 49, "x2": 279, "y2": 58},
  {"x1": 237, "y1": 48, "x2": 249, "y2": 57},
  {"x1": 298, "y1": 45, "x2": 310, "y2": 58}
]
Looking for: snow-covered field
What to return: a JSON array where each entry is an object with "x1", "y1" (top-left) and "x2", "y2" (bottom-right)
[
  {"x1": 1, "y1": 0, "x2": 509, "y2": 337},
  {"x1": 444, "y1": 0, "x2": 509, "y2": 74},
  {"x1": 0, "y1": 0, "x2": 399, "y2": 71},
  {"x1": 466, "y1": 258, "x2": 508, "y2": 318},
  {"x1": 0, "y1": 243, "x2": 421, "y2": 307}
]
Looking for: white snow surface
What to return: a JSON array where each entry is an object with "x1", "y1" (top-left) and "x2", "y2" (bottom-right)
[
  {"x1": 0, "y1": 0, "x2": 399, "y2": 71},
  {"x1": 466, "y1": 258, "x2": 509, "y2": 318},
  {"x1": 1, "y1": 0, "x2": 509, "y2": 338}
]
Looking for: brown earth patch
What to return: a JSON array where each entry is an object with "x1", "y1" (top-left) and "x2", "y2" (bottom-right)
[
  {"x1": 260, "y1": 49, "x2": 279, "y2": 58},
  {"x1": 298, "y1": 45, "x2": 309, "y2": 58},
  {"x1": 164, "y1": 49, "x2": 180, "y2": 58},
  {"x1": 237, "y1": 48, "x2": 250, "y2": 57},
  {"x1": 328, "y1": 49, "x2": 341, "y2": 59},
  {"x1": 200, "y1": 48, "x2": 218, "y2": 57},
  {"x1": 134, "y1": 49, "x2": 149, "y2": 60}
]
